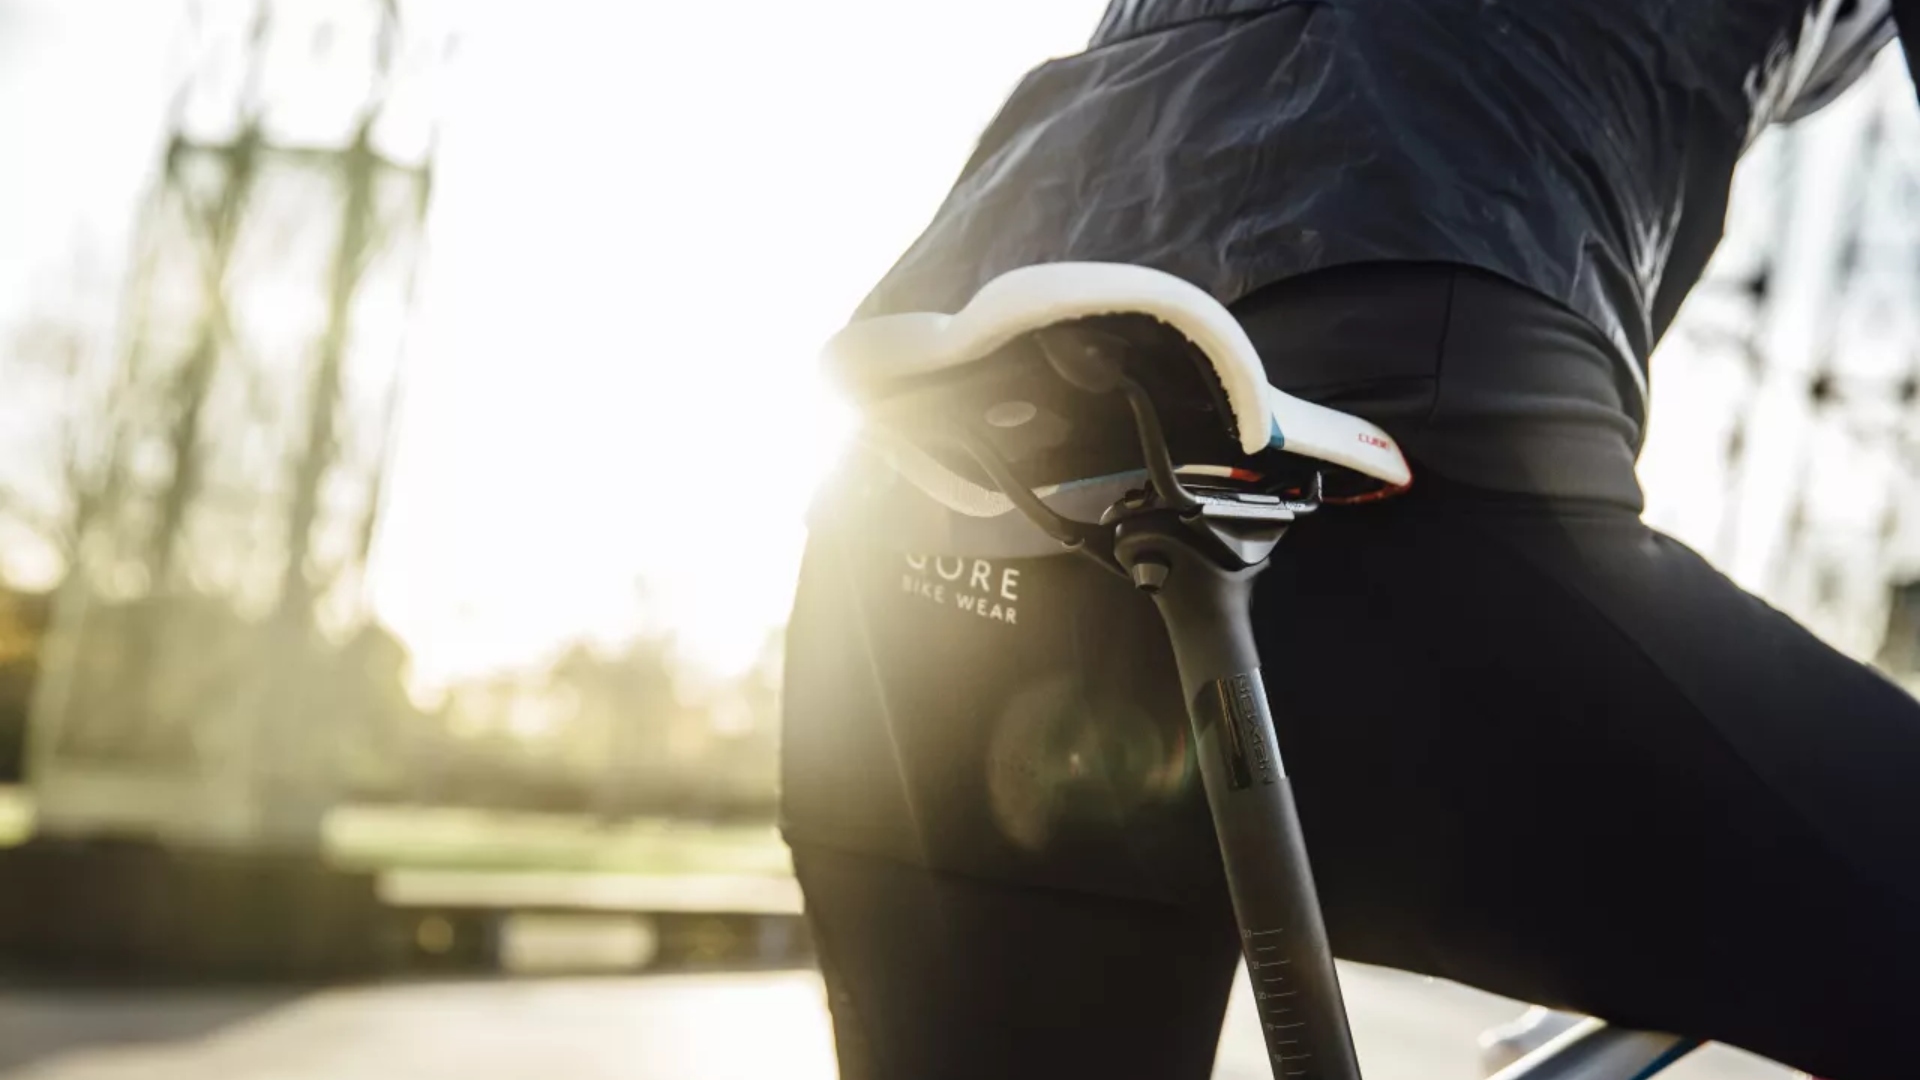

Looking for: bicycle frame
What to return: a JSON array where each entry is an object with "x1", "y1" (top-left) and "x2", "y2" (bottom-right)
[{"x1": 1493, "y1": 1021, "x2": 1699, "y2": 1080}]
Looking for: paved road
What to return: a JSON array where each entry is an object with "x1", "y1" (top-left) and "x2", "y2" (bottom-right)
[{"x1": 0, "y1": 964, "x2": 1793, "y2": 1080}]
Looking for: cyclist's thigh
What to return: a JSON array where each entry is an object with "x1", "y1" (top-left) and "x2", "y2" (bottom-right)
[
  {"x1": 780, "y1": 529, "x2": 1240, "y2": 1078},
  {"x1": 1254, "y1": 483, "x2": 1920, "y2": 1080},
  {"x1": 793, "y1": 841, "x2": 1240, "y2": 1079}
]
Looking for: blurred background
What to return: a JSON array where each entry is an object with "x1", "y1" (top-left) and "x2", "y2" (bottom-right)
[{"x1": 0, "y1": 2, "x2": 1913, "y2": 1077}]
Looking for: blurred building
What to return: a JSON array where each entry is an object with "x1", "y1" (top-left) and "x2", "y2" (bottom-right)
[
  {"x1": 1648, "y1": 54, "x2": 1920, "y2": 681},
  {"x1": 23, "y1": 0, "x2": 445, "y2": 848}
]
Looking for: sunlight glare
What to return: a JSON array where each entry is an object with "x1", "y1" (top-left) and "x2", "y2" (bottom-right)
[{"x1": 366, "y1": 1, "x2": 1110, "y2": 691}]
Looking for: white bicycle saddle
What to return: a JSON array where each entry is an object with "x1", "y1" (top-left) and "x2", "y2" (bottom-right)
[{"x1": 823, "y1": 262, "x2": 1412, "y2": 519}]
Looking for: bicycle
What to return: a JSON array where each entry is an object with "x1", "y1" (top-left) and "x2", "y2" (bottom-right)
[{"x1": 822, "y1": 261, "x2": 1702, "y2": 1080}]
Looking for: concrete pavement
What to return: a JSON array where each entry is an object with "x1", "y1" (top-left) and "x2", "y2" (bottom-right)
[{"x1": 0, "y1": 964, "x2": 1794, "y2": 1080}]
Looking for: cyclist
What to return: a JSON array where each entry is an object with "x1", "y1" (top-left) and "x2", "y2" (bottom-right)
[{"x1": 781, "y1": 3, "x2": 1920, "y2": 1078}]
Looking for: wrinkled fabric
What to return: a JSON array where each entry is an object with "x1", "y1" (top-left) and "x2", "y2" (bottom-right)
[{"x1": 857, "y1": 0, "x2": 1904, "y2": 422}]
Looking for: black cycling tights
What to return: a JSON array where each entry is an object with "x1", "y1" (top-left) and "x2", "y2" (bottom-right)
[{"x1": 781, "y1": 476, "x2": 1920, "y2": 1080}]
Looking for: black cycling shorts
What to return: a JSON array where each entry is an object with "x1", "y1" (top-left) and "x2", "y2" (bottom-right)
[{"x1": 780, "y1": 268, "x2": 1920, "y2": 1080}]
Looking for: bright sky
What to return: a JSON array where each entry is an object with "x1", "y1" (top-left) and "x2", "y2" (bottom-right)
[
  {"x1": 373, "y1": 1, "x2": 1114, "y2": 686},
  {"x1": 0, "y1": 3, "x2": 180, "y2": 328},
  {"x1": 0, "y1": 2, "x2": 1910, "y2": 686},
  {"x1": 0, "y1": 0, "x2": 1113, "y2": 689}
]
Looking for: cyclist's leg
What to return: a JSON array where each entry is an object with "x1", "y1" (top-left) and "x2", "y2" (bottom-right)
[
  {"x1": 780, "y1": 530, "x2": 1241, "y2": 1079},
  {"x1": 791, "y1": 842, "x2": 1239, "y2": 1078},
  {"x1": 1253, "y1": 479, "x2": 1920, "y2": 1080}
]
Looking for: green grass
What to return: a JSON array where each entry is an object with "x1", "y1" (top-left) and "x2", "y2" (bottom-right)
[
  {"x1": 0, "y1": 789, "x2": 792, "y2": 876},
  {"x1": 321, "y1": 805, "x2": 792, "y2": 876}
]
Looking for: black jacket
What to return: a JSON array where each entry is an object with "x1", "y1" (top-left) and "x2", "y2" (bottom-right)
[{"x1": 857, "y1": 0, "x2": 1912, "y2": 417}]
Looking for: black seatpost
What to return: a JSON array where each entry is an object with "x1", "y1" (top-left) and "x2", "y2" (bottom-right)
[
  {"x1": 961, "y1": 343, "x2": 1363, "y2": 1078},
  {"x1": 1110, "y1": 500, "x2": 1363, "y2": 1080}
]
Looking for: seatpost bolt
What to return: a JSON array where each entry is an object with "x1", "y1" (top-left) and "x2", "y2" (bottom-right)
[{"x1": 1130, "y1": 556, "x2": 1171, "y2": 594}]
